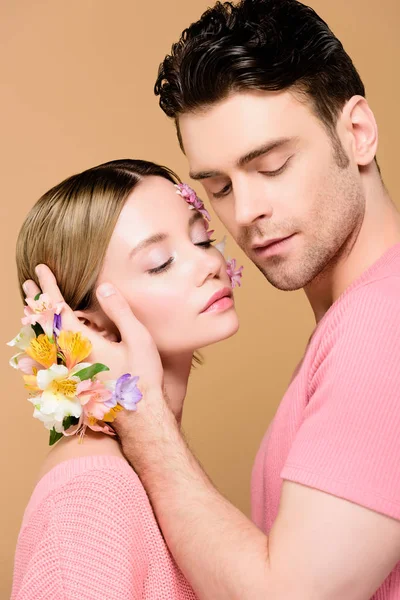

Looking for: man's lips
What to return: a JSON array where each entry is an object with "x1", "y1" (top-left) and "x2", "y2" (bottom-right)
[
  {"x1": 251, "y1": 234, "x2": 296, "y2": 254},
  {"x1": 201, "y1": 287, "x2": 233, "y2": 313}
]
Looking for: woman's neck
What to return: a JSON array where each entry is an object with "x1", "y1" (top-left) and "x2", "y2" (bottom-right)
[{"x1": 161, "y1": 353, "x2": 193, "y2": 425}]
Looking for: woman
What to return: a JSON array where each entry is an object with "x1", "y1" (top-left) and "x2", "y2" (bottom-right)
[{"x1": 11, "y1": 158, "x2": 240, "y2": 600}]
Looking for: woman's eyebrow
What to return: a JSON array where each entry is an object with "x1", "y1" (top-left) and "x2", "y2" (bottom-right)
[
  {"x1": 129, "y1": 210, "x2": 206, "y2": 259},
  {"x1": 129, "y1": 233, "x2": 167, "y2": 259}
]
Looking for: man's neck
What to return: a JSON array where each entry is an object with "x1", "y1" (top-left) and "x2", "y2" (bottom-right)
[{"x1": 305, "y1": 174, "x2": 400, "y2": 323}]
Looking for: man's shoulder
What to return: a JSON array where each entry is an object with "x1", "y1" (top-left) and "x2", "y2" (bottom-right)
[{"x1": 328, "y1": 271, "x2": 400, "y2": 332}]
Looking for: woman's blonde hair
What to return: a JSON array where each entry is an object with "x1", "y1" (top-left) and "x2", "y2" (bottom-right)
[{"x1": 16, "y1": 159, "x2": 180, "y2": 310}]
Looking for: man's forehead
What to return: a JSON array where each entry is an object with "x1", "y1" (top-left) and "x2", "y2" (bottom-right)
[{"x1": 179, "y1": 90, "x2": 308, "y2": 170}]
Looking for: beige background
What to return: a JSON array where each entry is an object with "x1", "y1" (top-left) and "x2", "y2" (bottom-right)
[{"x1": 1, "y1": 0, "x2": 399, "y2": 596}]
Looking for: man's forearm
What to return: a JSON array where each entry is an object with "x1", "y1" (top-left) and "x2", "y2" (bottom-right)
[{"x1": 120, "y1": 399, "x2": 270, "y2": 599}]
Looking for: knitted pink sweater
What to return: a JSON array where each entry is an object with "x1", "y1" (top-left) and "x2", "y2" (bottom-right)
[{"x1": 12, "y1": 455, "x2": 197, "y2": 599}]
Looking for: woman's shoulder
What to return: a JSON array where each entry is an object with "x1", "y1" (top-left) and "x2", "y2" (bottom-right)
[
  {"x1": 37, "y1": 428, "x2": 126, "y2": 480},
  {"x1": 24, "y1": 433, "x2": 148, "y2": 526}
]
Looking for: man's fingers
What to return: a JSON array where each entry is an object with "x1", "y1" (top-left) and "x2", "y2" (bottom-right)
[
  {"x1": 23, "y1": 279, "x2": 41, "y2": 299},
  {"x1": 96, "y1": 283, "x2": 151, "y2": 347}
]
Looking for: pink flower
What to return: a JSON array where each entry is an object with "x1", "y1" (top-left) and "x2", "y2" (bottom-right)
[
  {"x1": 175, "y1": 183, "x2": 211, "y2": 221},
  {"x1": 10, "y1": 353, "x2": 42, "y2": 375},
  {"x1": 77, "y1": 379, "x2": 113, "y2": 422},
  {"x1": 22, "y1": 293, "x2": 64, "y2": 338},
  {"x1": 226, "y1": 258, "x2": 244, "y2": 289}
]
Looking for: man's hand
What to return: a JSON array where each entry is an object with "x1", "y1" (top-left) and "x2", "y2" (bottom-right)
[{"x1": 23, "y1": 264, "x2": 164, "y2": 395}]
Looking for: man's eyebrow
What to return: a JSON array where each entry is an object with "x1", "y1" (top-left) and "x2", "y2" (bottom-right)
[
  {"x1": 189, "y1": 137, "x2": 295, "y2": 181},
  {"x1": 237, "y1": 137, "x2": 294, "y2": 168},
  {"x1": 129, "y1": 211, "x2": 205, "y2": 259}
]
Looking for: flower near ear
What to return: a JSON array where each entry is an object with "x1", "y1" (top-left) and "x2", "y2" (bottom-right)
[
  {"x1": 175, "y1": 183, "x2": 211, "y2": 221},
  {"x1": 77, "y1": 379, "x2": 113, "y2": 422},
  {"x1": 9, "y1": 294, "x2": 144, "y2": 444},
  {"x1": 30, "y1": 363, "x2": 89, "y2": 432},
  {"x1": 22, "y1": 293, "x2": 64, "y2": 339},
  {"x1": 109, "y1": 373, "x2": 143, "y2": 411},
  {"x1": 226, "y1": 258, "x2": 244, "y2": 289},
  {"x1": 57, "y1": 331, "x2": 92, "y2": 369},
  {"x1": 26, "y1": 334, "x2": 58, "y2": 368}
]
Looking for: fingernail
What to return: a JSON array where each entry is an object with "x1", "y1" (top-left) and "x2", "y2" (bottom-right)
[
  {"x1": 22, "y1": 282, "x2": 29, "y2": 295},
  {"x1": 35, "y1": 265, "x2": 43, "y2": 276},
  {"x1": 97, "y1": 283, "x2": 115, "y2": 298}
]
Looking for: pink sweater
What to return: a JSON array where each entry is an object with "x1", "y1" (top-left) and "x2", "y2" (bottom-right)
[
  {"x1": 12, "y1": 455, "x2": 197, "y2": 599},
  {"x1": 252, "y1": 243, "x2": 400, "y2": 599}
]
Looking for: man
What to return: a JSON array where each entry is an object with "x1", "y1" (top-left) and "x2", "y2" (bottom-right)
[
  {"x1": 117, "y1": 1, "x2": 400, "y2": 598},
  {"x1": 27, "y1": 0, "x2": 400, "y2": 597}
]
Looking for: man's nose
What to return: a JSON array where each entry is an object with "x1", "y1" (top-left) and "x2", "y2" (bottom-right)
[{"x1": 234, "y1": 181, "x2": 273, "y2": 228}]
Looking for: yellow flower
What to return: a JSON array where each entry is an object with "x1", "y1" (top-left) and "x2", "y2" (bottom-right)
[
  {"x1": 23, "y1": 374, "x2": 41, "y2": 394},
  {"x1": 58, "y1": 331, "x2": 92, "y2": 369},
  {"x1": 49, "y1": 377, "x2": 78, "y2": 398},
  {"x1": 26, "y1": 334, "x2": 57, "y2": 368},
  {"x1": 103, "y1": 404, "x2": 123, "y2": 422}
]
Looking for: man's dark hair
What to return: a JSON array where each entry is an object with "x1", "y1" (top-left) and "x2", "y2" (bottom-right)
[{"x1": 155, "y1": 0, "x2": 365, "y2": 147}]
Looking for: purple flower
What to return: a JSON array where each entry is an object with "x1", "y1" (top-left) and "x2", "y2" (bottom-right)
[
  {"x1": 175, "y1": 183, "x2": 211, "y2": 221},
  {"x1": 226, "y1": 258, "x2": 244, "y2": 289},
  {"x1": 112, "y1": 373, "x2": 143, "y2": 411},
  {"x1": 53, "y1": 313, "x2": 62, "y2": 338}
]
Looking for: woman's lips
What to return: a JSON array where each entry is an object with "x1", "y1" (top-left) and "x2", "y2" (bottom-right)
[{"x1": 201, "y1": 287, "x2": 233, "y2": 313}]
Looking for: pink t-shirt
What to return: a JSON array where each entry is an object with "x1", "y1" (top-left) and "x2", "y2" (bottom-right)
[
  {"x1": 12, "y1": 455, "x2": 197, "y2": 599},
  {"x1": 251, "y1": 243, "x2": 400, "y2": 598}
]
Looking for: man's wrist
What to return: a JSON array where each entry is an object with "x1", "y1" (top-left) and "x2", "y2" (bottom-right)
[{"x1": 118, "y1": 388, "x2": 181, "y2": 473}]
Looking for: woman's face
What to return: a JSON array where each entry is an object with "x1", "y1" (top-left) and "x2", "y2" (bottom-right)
[{"x1": 98, "y1": 176, "x2": 239, "y2": 356}]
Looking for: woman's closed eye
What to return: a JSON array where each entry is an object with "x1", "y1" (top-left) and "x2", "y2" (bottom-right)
[{"x1": 147, "y1": 239, "x2": 216, "y2": 275}]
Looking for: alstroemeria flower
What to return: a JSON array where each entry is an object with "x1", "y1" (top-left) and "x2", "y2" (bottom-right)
[
  {"x1": 31, "y1": 363, "x2": 91, "y2": 432},
  {"x1": 26, "y1": 334, "x2": 58, "y2": 369},
  {"x1": 7, "y1": 325, "x2": 36, "y2": 351},
  {"x1": 10, "y1": 352, "x2": 42, "y2": 375},
  {"x1": 226, "y1": 258, "x2": 244, "y2": 288},
  {"x1": 77, "y1": 379, "x2": 113, "y2": 422},
  {"x1": 175, "y1": 183, "x2": 211, "y2": 221},
  {"x1": 110, "y1": 373, "x2": 143, "y2": 411},
  {"x1": 22, "y1": 293, "x2": 64, "y2": 338},
  {"x1": 57, "y1": 331, "x2": 92, "y2": 370},
  {"x1": 53, "y1": 313, "x2": 62, "y2": 338}
]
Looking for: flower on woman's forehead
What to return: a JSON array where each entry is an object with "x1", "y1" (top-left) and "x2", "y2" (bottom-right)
[
  {"x1": 226, "y1": 258, "x2": 244, "y2": 289},
  {"x1": 57, "y1": 330, "x2": 92, "y2": 370},
  {"x1": 175, "y1": 183, "x2": 211, "y2": 221},
  {"x1": 22, "y1": 293, "x2": 64, "y2": 338},
  {"x1": 26, "y1": 334, "x2": 58, "y2": 368}
]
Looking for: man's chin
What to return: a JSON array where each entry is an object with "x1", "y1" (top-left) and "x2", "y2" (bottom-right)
[{"x1": 258, "y1": 264, "x2": 316, "y2": 292}]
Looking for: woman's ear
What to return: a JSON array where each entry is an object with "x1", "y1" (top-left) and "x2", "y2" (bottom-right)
[{"x1": 74, "y1": 308, "x2": 120, "y2": 342}]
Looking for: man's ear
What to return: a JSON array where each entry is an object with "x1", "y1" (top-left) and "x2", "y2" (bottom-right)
[
  {"x1": 341, "y1": 95, "x2": 378, "y2": 167},
  {"x1": 74, "y1": 308, "x2": 120, "y2": 342}
]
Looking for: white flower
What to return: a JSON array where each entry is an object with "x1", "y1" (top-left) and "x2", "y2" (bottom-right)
[
  {"x1": 215, "y1": 236, "x2": 227, "y2": 255},
  {"x1": 32, "y1": 363, "x2": 91, "y2": 431},
  {"x1": 7, "y1": 325, "x2": 35, "y2": 350}
]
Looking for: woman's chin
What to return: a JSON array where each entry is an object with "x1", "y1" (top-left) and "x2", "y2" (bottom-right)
[{"x1": 197, "y1": 312, "x2": 240, "y2": 348}]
